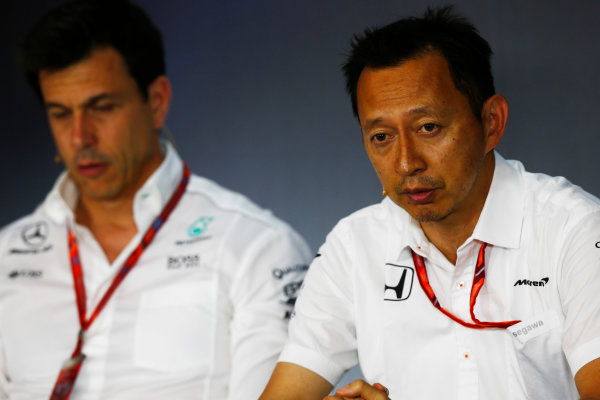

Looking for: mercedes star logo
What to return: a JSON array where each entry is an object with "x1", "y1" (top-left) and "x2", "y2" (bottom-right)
[{"x1": 21, "y1": 221, "x2": 49, "y2": 248}]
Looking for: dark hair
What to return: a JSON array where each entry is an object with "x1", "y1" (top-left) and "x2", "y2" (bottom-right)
[
  {"x1": 342, "y1": 6, "x2": 495, "y2": 121},
  {"x1": 18, "y1": 0, "x2": 165, "y2": 101}
]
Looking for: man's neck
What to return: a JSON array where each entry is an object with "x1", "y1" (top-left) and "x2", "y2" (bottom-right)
[
  {"x1": 73, "y1": 146, "x2": 165, "y2": 263},
  {"x1": 420, "y1": 214, "x2": 479, "y2": 265},
  {"x1": 75, "y1": 194, "x2": 138, "y2": 264},
  {"x1": 419, "y1": 154, "x2": 496, "y2": 265}
]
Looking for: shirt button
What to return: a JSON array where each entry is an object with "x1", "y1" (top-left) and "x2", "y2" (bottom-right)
[{"x1": 456, "y1": 281, "x2": 465, "y2": 289}]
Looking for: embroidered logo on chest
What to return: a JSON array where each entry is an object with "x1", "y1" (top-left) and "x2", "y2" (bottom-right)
[
  {"x1": 513, "y1": 277, "x2": 549, "y2": 287},
  {"x1": 9, "y1": 221, "x2": 53, "y2": 255},
  {"x1": 384, "y1": 264, "x2": 414, "y2": 301},
  {"x1": 167, "y1": 254, "x2": 200, "y2": 269}
]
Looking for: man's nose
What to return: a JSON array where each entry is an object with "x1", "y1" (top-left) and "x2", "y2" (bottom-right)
[
  {"x1": 71, "y1": 112, "x2": 96, "y2": 148},
  {"x1": 395, "y1": 134, "x2": 426, "y2": 176}
]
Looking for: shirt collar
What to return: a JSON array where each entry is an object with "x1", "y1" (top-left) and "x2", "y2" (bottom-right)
[
  {"x1": 385, "y1": 196, "x2": 428, "y2": 257},
  {"x1": 43, "y1": 141, "x2": 183, "y2": 232},
  {"x1": 390, "y1": 151, "x2": 524, "y2": 255},
  {"x1": 471, "y1": 152, "x2": 524, "y2": 249}
]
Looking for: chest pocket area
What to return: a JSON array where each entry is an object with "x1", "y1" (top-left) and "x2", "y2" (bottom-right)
[
  {"x1": 507, "y1": 310, "x2": 578, "y2": 399},
  {"x1": 134, "y1": 281, "x2": 214, "y2": 372}
]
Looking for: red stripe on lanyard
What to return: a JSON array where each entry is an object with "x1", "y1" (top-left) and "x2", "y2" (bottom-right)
[
  {"x1": 412, "y1": 242, "x2": 520, "y2": 330},
  {"x1": 49, "y1": 163, "x2": 190, "y2": 400},
  {"x1": 68, "y1": 230, "x2": 86, "y2": 329}
]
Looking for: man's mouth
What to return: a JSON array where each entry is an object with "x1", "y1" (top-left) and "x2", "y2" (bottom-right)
[
  {"x1": 402, "y1": 188, "x2": 437, "y2": 204},
  {"x1": 76, "y1": 161, "x2": 108, "y2": 178}
]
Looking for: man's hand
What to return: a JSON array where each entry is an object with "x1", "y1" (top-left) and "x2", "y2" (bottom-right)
[{"x1": 323, "y1": 380, "x2": 390, "y2": 400}]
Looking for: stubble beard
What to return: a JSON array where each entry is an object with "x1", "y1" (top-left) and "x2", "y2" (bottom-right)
[
  {"x1": 393, "y1": 176, "x2": 450, "y2": 222},
  {"x1": 408, "y1": 205, "x2": 454, "y2": 223}
]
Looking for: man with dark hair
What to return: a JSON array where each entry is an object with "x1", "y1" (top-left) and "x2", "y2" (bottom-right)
[
  {"x1": 0, "y1": 1, "x2": 311, "y2": 399},
  {"x1": 260, "y1": 7, "x2": 600, "y2": 400}
]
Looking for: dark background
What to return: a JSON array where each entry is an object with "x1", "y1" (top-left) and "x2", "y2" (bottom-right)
[{"x1": 3, "y1": 0, "x2": 600, "y2": 385}]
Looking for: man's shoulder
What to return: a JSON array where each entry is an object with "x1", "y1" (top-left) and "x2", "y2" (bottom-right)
[
  {"x1": 327, "y1": 199, "x2": 395, "y2": 240},
  {"x1": 0, "y1": 206, "x2": 54, "y2": 258},
  {"x1": 0, "y1": 204, "x2": 49, "y2": 235},
  {"x1": 182, "y1": 174, "x2": 311, "y2": 276},
  {"x1": 0, "y1": 172, "x2": 66, "y2": 240},
  {"x1": 184, "y1": 173, "x2": 298, "y2": 234},
  {"x1": 518, "y1": 163, "x2": 600, "y2": 218},
  {"x1": 503, "y1": 160, "x2": 600, "y2": 244}
]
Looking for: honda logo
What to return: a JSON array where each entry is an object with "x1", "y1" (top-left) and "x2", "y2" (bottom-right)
[{"x1": 384, "y1": 264, "x2": 414, "y2": 301}]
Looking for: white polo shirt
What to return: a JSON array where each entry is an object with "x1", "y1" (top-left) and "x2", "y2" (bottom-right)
[
  {"x1": 0, "y1": 142, "x2": 312, "y2": 400},
  {"x1": 280, "y1": 153, "x2": 600, "y2": 399}
]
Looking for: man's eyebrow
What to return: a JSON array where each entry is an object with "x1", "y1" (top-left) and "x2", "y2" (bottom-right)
[
  {"x1": 362, "y1": 117, "x2": 384, "y2": 132},
  {"x1": 44, "y1": 93, "x2": 121, "y2": 110},
  {"x1": 45, "y1": 102, "x2": 67, "y2": 110},
  {"x1": 362, "y1": 106, "x2": 437, "y2": 130},
  {"x1": 407, "y1": 105, "x2": 435, "y2": 116},
  {"x1": 83, "y1": 93, "x2": 120, "y2": 108}
]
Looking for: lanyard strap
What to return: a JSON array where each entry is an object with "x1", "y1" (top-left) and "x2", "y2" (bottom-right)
[
  {"x1": 49, "y1": 162, "x2": 190, "y2": 400},
  {"x1": 412, "y1": 242, "x2": 520, "y2": 329}
]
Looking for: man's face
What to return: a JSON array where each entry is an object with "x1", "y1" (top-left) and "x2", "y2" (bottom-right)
[
  {"x1": 357, "y1": 52, "x2": 493, "y2": 224},
  {"x1": 39, "y1": 47, "x2": 165, "y2": 202}
]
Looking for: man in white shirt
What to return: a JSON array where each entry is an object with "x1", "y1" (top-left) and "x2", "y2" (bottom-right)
[
  {"x1": 0, "y1": 1, "x2": 311, "y2": 399},
  {"x1": 260, "y1": 6, "x2": 600, "y2": 400}
]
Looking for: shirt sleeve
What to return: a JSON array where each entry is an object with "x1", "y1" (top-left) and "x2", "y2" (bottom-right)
[
  {"x1": 278, "y1": 224, "x2": 359, "y2": 385},
  {"x1": 0, "y1": 333, "x2": 8, "y2": 399},
  {"x1": 0, "y1": 231, "x2": 9, "y2": 400},
  {"x1": 559, "y1": 210, "x2": 600, "y2": 375},
  {"x1": 226, "y1": 223, "x2": 312, "y2": 400}
]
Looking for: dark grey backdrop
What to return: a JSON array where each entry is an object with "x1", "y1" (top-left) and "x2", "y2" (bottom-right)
[{"x1": 3, "y1": 0, "x2": 600, "y2": 385}]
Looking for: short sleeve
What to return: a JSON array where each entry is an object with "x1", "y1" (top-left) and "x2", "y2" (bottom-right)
[
  {"x1": 0, "y1": 231, "x2": 9, "y2": 400},
  {"x1": 227, "y1": 224, "x2": 312, "y2": 400},
  {"x1": 559, "y1": 211, "x2": 600, "y2": 374},
  {"x1": 279, "y1": 225, "x2": 358, "y2": 385}
]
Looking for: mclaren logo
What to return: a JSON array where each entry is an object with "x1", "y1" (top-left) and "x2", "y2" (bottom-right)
[
  {"x1": 384, "y1": 264, "x2": 414, "y2": 301},
  {"x1": 22, "y1": 222, "x2": 49, "y2": 248},
  {"x1": 514, "y1": 277, "x2": 549, "y2": 287}
]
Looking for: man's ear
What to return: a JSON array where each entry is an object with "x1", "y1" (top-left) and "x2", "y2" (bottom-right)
[
  {"x1": 147, "y1": 75, "x2": 172, "y2": 130},
  {"x1": 481, "y1": 94, "x2": 508, "y2": 153}
]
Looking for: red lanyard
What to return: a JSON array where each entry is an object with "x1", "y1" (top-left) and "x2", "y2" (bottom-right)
[
  {"x1": 412, "y1": 242, "x2": 520, "y2": 329},
  {"x1": 49, "y1": 163, "x2": 190, "y2": 400}
]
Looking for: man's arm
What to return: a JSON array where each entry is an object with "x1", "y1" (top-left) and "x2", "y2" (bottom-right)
[
  {"x1": 557, "y1": 211, "x2": 600, "y2": 398},
  {"x1": 259, "y1": 362, "x2": 332, "y2": 400},
  {"x1": 575, "y1": 357, "x2": 600, "y2": 399},
  {"x1": 0, "y1": 332, "x2": 8, "y2": 399},
  {"x1": 260, "y1": 344, "x2": 600, "y2": 400},
  {"x1": 260, "y1": 367, "x2": 391, "y2": 400},
  {"x1": 324, "y1": 381, "x2": 390, "y2": 400},
  {"x1": 227, "y1": 225, "x2": 312, "y2": 400}
]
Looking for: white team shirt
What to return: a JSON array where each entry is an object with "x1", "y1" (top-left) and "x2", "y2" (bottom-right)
[
  {"x1": 280, "y1": 153, "x2": 600, "y2": 399},
  {"x1": 0, "y1": 142, "x2": 312, "y2": 400}
]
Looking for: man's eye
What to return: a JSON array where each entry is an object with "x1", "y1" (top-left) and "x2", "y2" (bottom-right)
[
  {"x1": 93, "y1": 104, "x2": 115, "y2": 112},
  {"x1": 420, "y1": 123, "x2": 439, "y2": 133},
  {"x1": 372, "y1": 133, "x2": 388, "y2": 142},
  {"x1": 49, "y1": 110, "x2": 70, "y2": 120}
]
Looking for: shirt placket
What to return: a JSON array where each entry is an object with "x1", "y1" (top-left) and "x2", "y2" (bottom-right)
[
  {"x1": 453, "y1": 243, "x2": 480, "y2": 400},
  {"x1": 70, "y1": 225, "x2": 117, "y2": 400}
]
